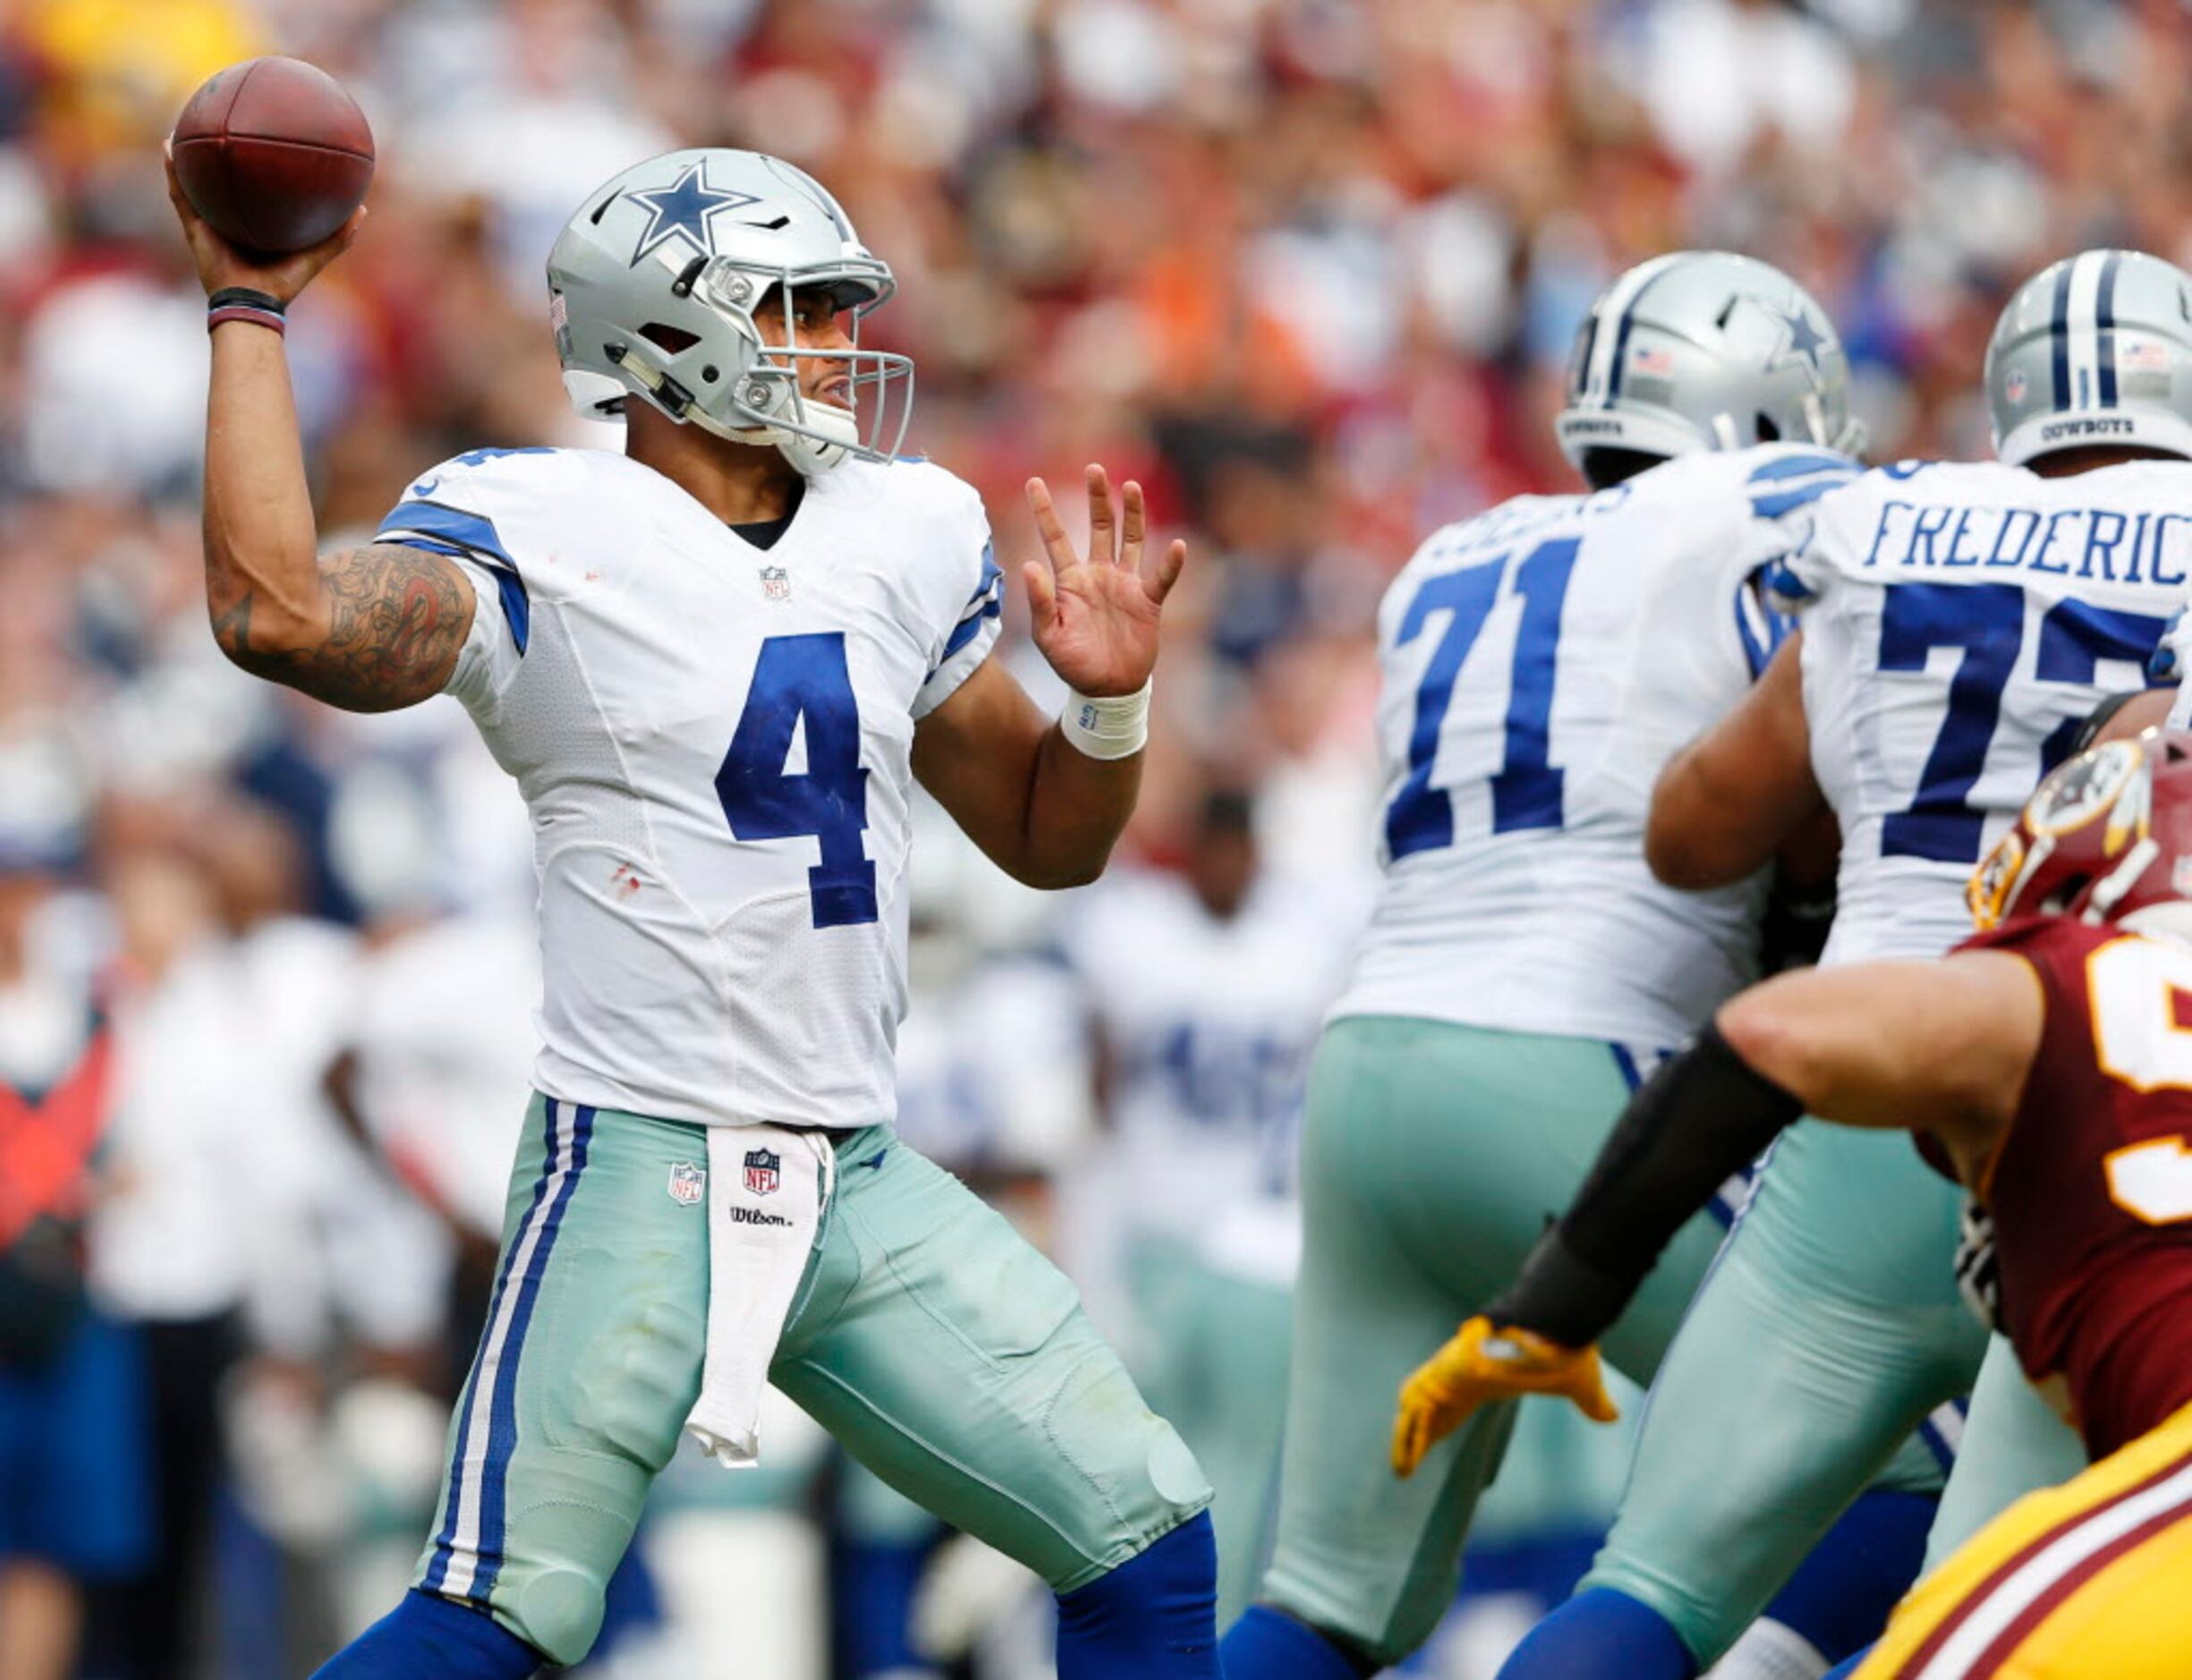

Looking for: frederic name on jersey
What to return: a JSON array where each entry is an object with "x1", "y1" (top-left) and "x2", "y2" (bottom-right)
[{"x1": 1856, "y1": 490, "x2": 2192, "y2": 584}]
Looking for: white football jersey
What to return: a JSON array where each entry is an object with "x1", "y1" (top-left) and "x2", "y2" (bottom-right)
[
  {"x1": 1332, "y1": 444, "x2": 1844, "y2": 1048},
  {"x1": 378, "y1": 445, "x2": 1003, "y2": 1130},
  {"x1": 1064, "y1": 865, "x2": 1363, "y2": 1268},
  {"x1": 1779, "y1": 459, "x2": 2188, "y2": 965}
]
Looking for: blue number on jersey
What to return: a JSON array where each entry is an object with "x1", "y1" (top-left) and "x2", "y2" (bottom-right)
[
  {"x1": 1386, "y1": 537, "x2": 1581, "y2": 858},
  {"x1": 716, "y1": 632, "x2": 879, "y2": 928},
  {"x1": 1878, "y1": 585, "x2": 2168, "y2": 862}
]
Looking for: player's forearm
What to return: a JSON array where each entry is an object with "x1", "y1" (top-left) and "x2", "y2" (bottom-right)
[
  {"x1": 1489, "y1": 1022, "x2": 1806, "y2": 1347},
  {"x1": 1013, "y1": 725, "x2": 1141, "y2": 889},
  {"x1": 1647, "y1": 635, "x2": 1824, "y2": 889},
  {"x1": 200, "y1": 328, "x2": 472, "y2": 712},
  {"x1": 201, "y1": 321, "x2": 332, "y2": 666}
]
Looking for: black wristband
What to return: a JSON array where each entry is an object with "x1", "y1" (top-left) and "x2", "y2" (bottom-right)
[
  {"x1": 207, "y1": 287, "x2": 287, "y2": 335},
  {"x1": 1499, "y1": 1022, "x2": 1805, "y2": 1345}
]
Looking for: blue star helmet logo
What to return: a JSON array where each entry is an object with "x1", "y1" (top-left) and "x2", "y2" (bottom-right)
[
  {"x1": 1774, "y1": 306, "x2": 1831, "y2": 381},
  {"x1": 624, "y1": 160, "x2": 759, "y2": 268}
]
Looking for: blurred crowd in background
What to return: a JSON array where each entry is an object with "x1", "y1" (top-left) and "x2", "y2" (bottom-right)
[{"x1": 0, "y1": 0, "x2": 2185, "y2": 1676}]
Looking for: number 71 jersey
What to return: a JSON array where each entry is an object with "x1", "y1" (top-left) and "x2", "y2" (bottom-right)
[
  {"x1": 1334, "y1": 444, "x2": 1843, "y2": 1048},
  {"x1": 377, "y1": 445, "x2": 1004, "y2": 1130}
]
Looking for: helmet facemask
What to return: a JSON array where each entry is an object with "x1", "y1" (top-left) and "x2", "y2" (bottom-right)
[{"x1": 687, "y1": 257, "x2": 913, "y2": 473}]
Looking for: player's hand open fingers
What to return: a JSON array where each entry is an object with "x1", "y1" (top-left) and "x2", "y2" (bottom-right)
[
  {"x1": 1147, "y1": 538, "x2": 1187, "y2": 606},
  {"x1": 1085, "y1": 464, "x2": 1116, "y2": 566},
  {"x1": 1119, "y1": 479, "x2": 1147, "y2": 573},
  {"x1": 1026, "y1": 476, "x2": 1074, "y2": 573},
  {"x1": 1023, "y1": 558, "x2": 1058, "y2": 631}
]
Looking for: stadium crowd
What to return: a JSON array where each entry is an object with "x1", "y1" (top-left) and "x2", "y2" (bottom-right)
[{"x1": 0, "y1": 0, "x2": 2186, "y2": 1676}]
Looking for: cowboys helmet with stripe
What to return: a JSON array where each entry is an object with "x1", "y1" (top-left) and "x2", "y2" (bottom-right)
[
  {"x1": 548, "y1": 148, "x2": 913, "y2": 476},
  {"x1": 1556, "y1": 251, "x2": 1864, "y2": 478},
  {"x1": 1988, "y1": 250, "x2": 2192, "y2": 468}
]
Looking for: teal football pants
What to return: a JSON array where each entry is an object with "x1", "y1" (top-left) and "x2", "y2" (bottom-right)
[
  {"x1": 1583, "y1": 1118, "x2": 1984, "y2": 1666},
  {"x1": 1124, "y1": 1234, "x2": 1294, "y2": 1628},
  {"x1": 1257, "y1": 1016, "x2": 1741, "y2": 1665},
  {"x1": 415, "y1": 1096, "x2": 1211, "y2": 1664}
]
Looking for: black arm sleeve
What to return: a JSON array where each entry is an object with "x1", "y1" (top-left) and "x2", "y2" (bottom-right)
[{"x1": 1484, "y1": 1022, "x2": 1805, "y2": 1347}]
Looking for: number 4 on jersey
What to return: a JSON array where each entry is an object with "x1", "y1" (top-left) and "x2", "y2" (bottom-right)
[{"x1": 716, "y1": 632, "x2": 879, "y2": 929}]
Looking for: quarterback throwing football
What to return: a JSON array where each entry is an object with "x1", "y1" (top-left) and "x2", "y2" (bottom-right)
[{"x1": 166, "y1": 144, "x2": 1215, "y2": 1680}]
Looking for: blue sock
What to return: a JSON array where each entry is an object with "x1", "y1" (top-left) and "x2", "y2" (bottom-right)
[
  {"x1": 1220, "y1": 1604, "x2": 1366, "y2": 1680},
  {"x1": 1822, "y1": 1652, "x2": 1872, "y2": 1679},
  {"x1": 1496, "y1": 1586, "x2": 1697, "y2": 1680},
  {"x1": 311, "y1": 1590, "x2": 544, "y2": 1680},
  {"x1": 834, "y1": 1534, "x2": 939, "y2": 1676},
  {"x1": 590, "y1": 1536, "x2": 665, "y2": 1661},
  {"x1": 1758, "y1": 1490, "x2": 1933, "y2": 1664},
  {"x1": 1055, "y1": 1511, "x2": 1219, "y2": 1679}
]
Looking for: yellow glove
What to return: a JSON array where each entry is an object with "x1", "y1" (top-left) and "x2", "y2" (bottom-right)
[{"x1": 1391, "y1": 1314, "x2": 1619, "y2": 1478}]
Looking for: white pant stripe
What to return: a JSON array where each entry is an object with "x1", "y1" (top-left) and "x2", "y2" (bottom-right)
[{"x1": 440, "y1": 1097, "x2": 577, "y2": 1599}]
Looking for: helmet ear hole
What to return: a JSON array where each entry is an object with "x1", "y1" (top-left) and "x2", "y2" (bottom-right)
[
  {"x1": 638, "y1": 323, "x2": 701, "y2": 355},
  {"x1": 1756, "y1": 413, "x2": 1780, "y2": 442}
]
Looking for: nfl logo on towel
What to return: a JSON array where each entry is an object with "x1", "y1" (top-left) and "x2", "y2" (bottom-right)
[
  {"x1": 760, "y1": 565, "x2": 790, "y2": 602},
  {"x1": 667, "y1": 1161, "x2": 705, "y2": 1206},
  {"x1": 744, "y1": 1148, "x2": 781, "y2": 1196}
]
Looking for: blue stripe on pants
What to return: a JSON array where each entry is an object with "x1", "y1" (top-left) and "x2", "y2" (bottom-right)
[
  {"x1": 422, "y1": 1099, "x2": 592, "y2": 1598},
  {"x1": 473, "y1": 1104, "x2": 594, "y2": 1599}
]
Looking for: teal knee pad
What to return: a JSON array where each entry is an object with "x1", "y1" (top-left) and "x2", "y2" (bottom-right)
[{"x1": 502, "y1": 1565, "x2": 606, "y2": 1667}]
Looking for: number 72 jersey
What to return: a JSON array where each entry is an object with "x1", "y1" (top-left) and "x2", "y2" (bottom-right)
[
  {"x1": 376, "y1": 445, "x2": 1004, "y2": 1131},
  {"x1": 1779, "y1": 459, "x2": 2191, "y2": 967},
  {"x1": 1334, "y1": 444, "x2": 1844, "y2": 1048}
]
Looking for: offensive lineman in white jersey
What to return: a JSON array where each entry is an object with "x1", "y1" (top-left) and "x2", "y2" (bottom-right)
[
  {"x1": 1221, "y1": 252, "x2": 1941, "y2": 1680},
  {"x1": 1412, "y1": 249, "x2": 2192, "y2": 1680},
  {"x1": 165, "y1": 144, "x2": 1221, "y2": 1680}
]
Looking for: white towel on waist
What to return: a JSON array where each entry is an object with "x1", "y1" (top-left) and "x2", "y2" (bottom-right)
[{"x1": 684, "y1": 1124, "x2": 836, "y2": 1468}]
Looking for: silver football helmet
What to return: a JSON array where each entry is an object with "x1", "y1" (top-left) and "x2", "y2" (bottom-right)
[
  {"x1": 1556, "y1": 251, "x2": 1865, "y2": 475},
  {"x1": 548, "y1": 148, "x2": 913, "y2": 475},
  {"x1": 1987, "y1": 249, "x2": 2192, "y2": 467}
]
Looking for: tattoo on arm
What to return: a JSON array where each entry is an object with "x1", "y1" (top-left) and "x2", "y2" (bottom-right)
[{"x1": 214, "y1": 542, "x2": 476, "y2": 713}]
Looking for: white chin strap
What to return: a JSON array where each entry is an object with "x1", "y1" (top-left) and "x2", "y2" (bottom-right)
[
  {"x1": 684, "y1": 401, "x2": 854, "y2": 477},
  {"x1": 607, "y1": 341, "x2": 860, "y2": 478}
]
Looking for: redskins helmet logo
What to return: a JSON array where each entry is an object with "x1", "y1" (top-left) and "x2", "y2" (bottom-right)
[
  {"x1": 2027, "y1": 738, "x2": 2145, "y2": 839},
  {"x1": 1967, "y1": 828, "x2": 2026, "y2": 932}
]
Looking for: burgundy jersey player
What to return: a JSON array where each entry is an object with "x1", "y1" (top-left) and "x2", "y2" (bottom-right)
[{"x1": 1945, "y1": 907, "x2": 2192, "y2": 1457}]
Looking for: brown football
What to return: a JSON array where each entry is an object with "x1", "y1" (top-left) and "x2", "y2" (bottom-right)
[{"x1": 172, "y1": 57, "x2": 374, "y2": 255}]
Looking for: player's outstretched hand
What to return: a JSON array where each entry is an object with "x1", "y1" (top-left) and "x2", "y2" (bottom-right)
[
  {"x1": 163, "y1": 138, "x2": 365, "y2": 306},
  {"x1": 1024, "y1": 466, "x2": 1188, "y2": 698},
  {"x1": 1391, "y1": 1315, "x2": 1619, "y2": 1479}
]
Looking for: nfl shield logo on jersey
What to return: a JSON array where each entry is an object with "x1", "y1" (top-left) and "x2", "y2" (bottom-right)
[
  {"x1": 667, "y1": 1161, "x2": 706, "y2": 1206},
  {"x1": 760, "y1": 565, "x2": 790, "y2": 602},
  {"x1": 743, "y1": 1148, "x2": 781, "y2": 1196}
]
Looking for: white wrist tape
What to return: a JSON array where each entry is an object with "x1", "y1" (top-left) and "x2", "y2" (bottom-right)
[{"x1": 1060, "y1": 680, "x2": 1151, "y2": 760}]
